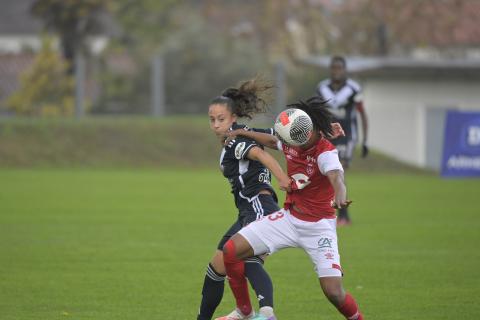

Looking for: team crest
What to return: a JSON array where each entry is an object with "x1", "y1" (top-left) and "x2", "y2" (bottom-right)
[
  {"x1": 306, "y1": 164, "x2": 314, "y2": 175},
  {"x1": 235, "y1": 142, "x2": 246, "y2": 160}
]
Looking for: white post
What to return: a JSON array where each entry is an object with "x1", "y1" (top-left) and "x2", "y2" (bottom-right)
[
  {"x1": 151, "y1": 54, "x2": 166, "y2": 117},
  {"x1": 74, "y1": 52, "x2": 85, "y2": 118}
]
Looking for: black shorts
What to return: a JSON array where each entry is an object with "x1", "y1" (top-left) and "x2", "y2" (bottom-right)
[
  {"x1": 331, "y1": 136, "x2": 356, "y2": 165},
  {"x1": 217, "y1": 194, "x2": 280, "y2": 250}
]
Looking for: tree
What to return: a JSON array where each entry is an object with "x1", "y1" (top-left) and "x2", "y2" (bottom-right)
[
  {"x1": 31, "y1": 0, "x2": 112, "y2": 73},
  {"x1": 7, "y1": 37, "x2": 75, "y2": 116}
]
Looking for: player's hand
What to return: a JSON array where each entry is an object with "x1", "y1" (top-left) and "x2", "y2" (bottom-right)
[
  {"x1": 331, "y1": 200, "x2": 352, "y2": 209},
  {"x1": 329, "y1": 123, "x2": 345, "y2": 139},
  {"x1": 223, "y1": 130, "x2": 238, "y2": 146},
  {"x1": 361, "y1": 143, "x2": 369, "y2": 158},
  {"x1": 278, "y1": 176, "x2": 292, "y2": 193}
]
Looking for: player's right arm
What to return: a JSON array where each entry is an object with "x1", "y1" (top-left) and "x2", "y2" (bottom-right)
[{"x1": 226, "y1": 129, "x2": 280, "y2": 150}]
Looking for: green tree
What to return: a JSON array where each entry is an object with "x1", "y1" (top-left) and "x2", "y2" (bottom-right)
[
  {"x1": 7, "y1": 37, "x2": 75, "y2": 116},
  {"x1": 31, "y1": 0, "x2": 112, "y2": 73}
]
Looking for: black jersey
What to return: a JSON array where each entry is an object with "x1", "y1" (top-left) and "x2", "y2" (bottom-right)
[
  {"x1": 219, "y1": 123, "x2": 276, "y2": 208},
  {"x1": 316, "y1": 78, "x2": 363, "y2": 142}
]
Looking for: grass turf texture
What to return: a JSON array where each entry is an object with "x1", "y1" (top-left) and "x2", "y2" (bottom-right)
[{"x1": 1, "y1": 169, "x2": 479, "y2": 319}]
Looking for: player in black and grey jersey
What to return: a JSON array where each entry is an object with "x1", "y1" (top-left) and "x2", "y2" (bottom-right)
[
  {"x1": 316, "y1": 55, "x2": 369, "y2": 225},
  {"x1": 222, "y1": 123, "x2": 277, "y2": 220},
  {"x1": 197, "y1": 78, "x2": 291, "y2": 320}
]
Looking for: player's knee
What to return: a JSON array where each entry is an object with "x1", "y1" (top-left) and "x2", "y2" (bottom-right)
[
  {"x1": 210, "y1": 252, "x2": 226, "y2": 275},
  {"x1": 222, "y1": 239, "x2": 239, "y2": 263}
]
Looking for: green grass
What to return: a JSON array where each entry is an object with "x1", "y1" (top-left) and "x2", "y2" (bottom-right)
[
  {"x1": 0, "y1": 116, "x2": 428, "y2": 175},
  {"x1": 1, "y1": 169, "x2": 479, "y2": 319}
]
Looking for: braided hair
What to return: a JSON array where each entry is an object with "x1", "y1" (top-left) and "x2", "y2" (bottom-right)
[
  {"x1": 210, "y1": 78, "x2": 273, "y2": 119},
  {"x1": 287, "y1": 96, "x2": 334, "y2": 138}
]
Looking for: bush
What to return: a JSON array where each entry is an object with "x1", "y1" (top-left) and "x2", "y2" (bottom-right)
[{"x1": 6, "y1": 37, "x2": 75, "y2": 117}]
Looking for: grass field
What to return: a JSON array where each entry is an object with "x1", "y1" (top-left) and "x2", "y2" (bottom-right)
[{"x1": 1, "y1": 169, "x2": 479, "y2": 320}]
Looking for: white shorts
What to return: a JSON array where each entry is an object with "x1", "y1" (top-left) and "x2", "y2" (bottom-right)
[{"x1": 238, "y1": 209, "x2": 342, "y2": 278}]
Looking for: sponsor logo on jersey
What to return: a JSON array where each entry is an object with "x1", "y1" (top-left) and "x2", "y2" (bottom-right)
[
  {"x1": 235, "y1": 142, "x2": 246, "y2": 160},
  {"x1": 285, "y1": 146, "x2": 298, "y2": 156},
  {"x1": 306, "y1": 155, "x2": 317, "y2": 163}
]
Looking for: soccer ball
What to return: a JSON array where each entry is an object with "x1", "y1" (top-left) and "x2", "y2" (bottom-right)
[{"x1": 274, "y1": 108, "x2": 313, "y2": 146}]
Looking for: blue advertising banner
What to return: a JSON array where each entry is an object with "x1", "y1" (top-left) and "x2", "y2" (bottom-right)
[{"x1": 441, "y1": 110, "x2": 480, "y2": 177}]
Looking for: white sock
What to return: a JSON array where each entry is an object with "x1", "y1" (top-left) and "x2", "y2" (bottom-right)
[{"x1": 259, "y1": 306, "x2": 274, "y2": 317}]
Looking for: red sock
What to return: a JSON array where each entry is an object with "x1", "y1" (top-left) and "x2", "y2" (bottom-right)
[
  {"x1": 338, "y1": 293, "x2": 363, "y2": 320},
  {"x1": 223, "y1": 240, "x2": 252, "y2": 316}
]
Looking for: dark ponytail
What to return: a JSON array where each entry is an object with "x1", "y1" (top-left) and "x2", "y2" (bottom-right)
[
  {"x1": 210, "y1": 77, "x2": 273, "y2": 119},
  {"x1": 287, "y1": 96, "x2": 333, "y2": 138}
]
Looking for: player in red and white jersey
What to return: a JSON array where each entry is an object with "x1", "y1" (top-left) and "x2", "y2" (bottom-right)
[
  {"x1": 281, "y1": 136, "x2": 339, "y2": 222},
  {"x1": 221, "y1": 97, "x2": 363, "y2": 320}
]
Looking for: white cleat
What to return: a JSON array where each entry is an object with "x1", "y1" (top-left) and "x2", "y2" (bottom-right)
[{"x1": 214, "y1": 308, "x2": 255, "y2": 320}]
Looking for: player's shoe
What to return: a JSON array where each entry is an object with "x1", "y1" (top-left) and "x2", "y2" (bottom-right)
[
  {"x1": 214, "y1": 308, "x2": 255, "y2": 320},
  {"x1": 250, "y1": 306, "x2": 276, "y2": 320},
  {"x1": 250, "y1": 314, "x2": 276, "y2": 320}
]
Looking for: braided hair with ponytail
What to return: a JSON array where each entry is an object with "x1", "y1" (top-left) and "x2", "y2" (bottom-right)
[
  {"x1": 210, "y1": 78, "x2": 273, "y2": 119},
  {"x1": 287, "y1": 96, "x2": 334, "y2": 138}
]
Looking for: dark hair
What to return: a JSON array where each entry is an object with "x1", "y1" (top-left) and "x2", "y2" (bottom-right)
[
  {"x1": 287, "y1": 96, "x2": 333, "y2": 138},
  {"x1": 330, "y1": 55, "x2": 346, "y2": 68},
  {"x1": 210, "y1": 77, "x2": 273, "y2": 119}
]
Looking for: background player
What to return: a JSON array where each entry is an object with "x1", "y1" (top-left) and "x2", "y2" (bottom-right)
[
  {"x1": 222, "y1": 97, "x2": 363, "y2": 320},
  {"x1": 316, "y1": 55, "x2": 369, "y2": 225},
  {"x1": 198, "y1": 78, "x2": 291, "y2": 320}
]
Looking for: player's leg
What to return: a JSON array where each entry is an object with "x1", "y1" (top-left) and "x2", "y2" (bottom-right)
[
  {"x1": 198, "y1": 250, "x2": 227, "y2": 320},
  {"x1": 243, "y1": 195, "x2": 278, "y2": 315},
  {"x1": 337, "y1": 140, "x2": 355, "y2": 225},
  {"x1": 223, "y1": 209, "x2": 296, "y2": 320},
  {"x1": 301, "y1": 218, "x2": 363, "y2": 319},
  {"x1": 215, "y1": 195, "x2": 279, "y2": 320},
  {"x1": 319, "y1": 277, "x2": 363, "y2": 320},
  {"x1": 244, "y1": 256, "x2": 275, "y2": 320},
  {"x1": 219, "y1": 233, "x2": 255, "y2": 319},
  {"x1": 198, "y1": 220, "x2": 243, "y2": 320}
]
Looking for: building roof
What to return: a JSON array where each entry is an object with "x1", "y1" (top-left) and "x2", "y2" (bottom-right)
[
  {"x1": 0, "y1": 0, "x2": 120, "y2": 37},
  {"x1": 301, "y1": 55, "x2": 480, "y2": 78}
]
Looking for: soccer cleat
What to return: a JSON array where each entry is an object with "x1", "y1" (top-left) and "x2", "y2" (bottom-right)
[
  {"x1": 251, "y1": 306, "x2": 276, "y2": 320},
  {"x1": 214, "y1": 308, "x2": 255, "y2": 320},
  {"x1": 250, "y1": 314, "x2": 276, "y2": 320}
]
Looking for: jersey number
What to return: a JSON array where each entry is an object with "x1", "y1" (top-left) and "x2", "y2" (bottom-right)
[{"x1": 268, "y1": 211, "x2": 284, "y2": 221}]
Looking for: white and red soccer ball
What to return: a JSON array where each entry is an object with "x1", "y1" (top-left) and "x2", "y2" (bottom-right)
[{"x1": 274, "y1": 108, "x2": 313, "y2": 146}]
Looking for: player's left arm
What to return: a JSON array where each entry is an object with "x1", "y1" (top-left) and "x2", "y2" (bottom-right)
[
  {"x1": 318, "y1": 149, "x2": 351, "y2": 209},
  {"x1": 326, "y1": 170, "x2": 351, "y2": 209}
]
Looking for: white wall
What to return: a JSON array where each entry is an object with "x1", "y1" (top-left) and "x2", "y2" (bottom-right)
[{"x1": 362, "y1": 78, "x2": 480, "y2": 168}]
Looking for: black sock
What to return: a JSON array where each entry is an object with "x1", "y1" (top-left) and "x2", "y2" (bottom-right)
[
  {"x1": 338, "y1": 207, "x2": 350, "y2": 221},
  {"x1": 197, "y1": 263, "x2": 225, "y2": 320},
  {"x1": 244, "y1": 257, "x2": 274, "y2": 308}
]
